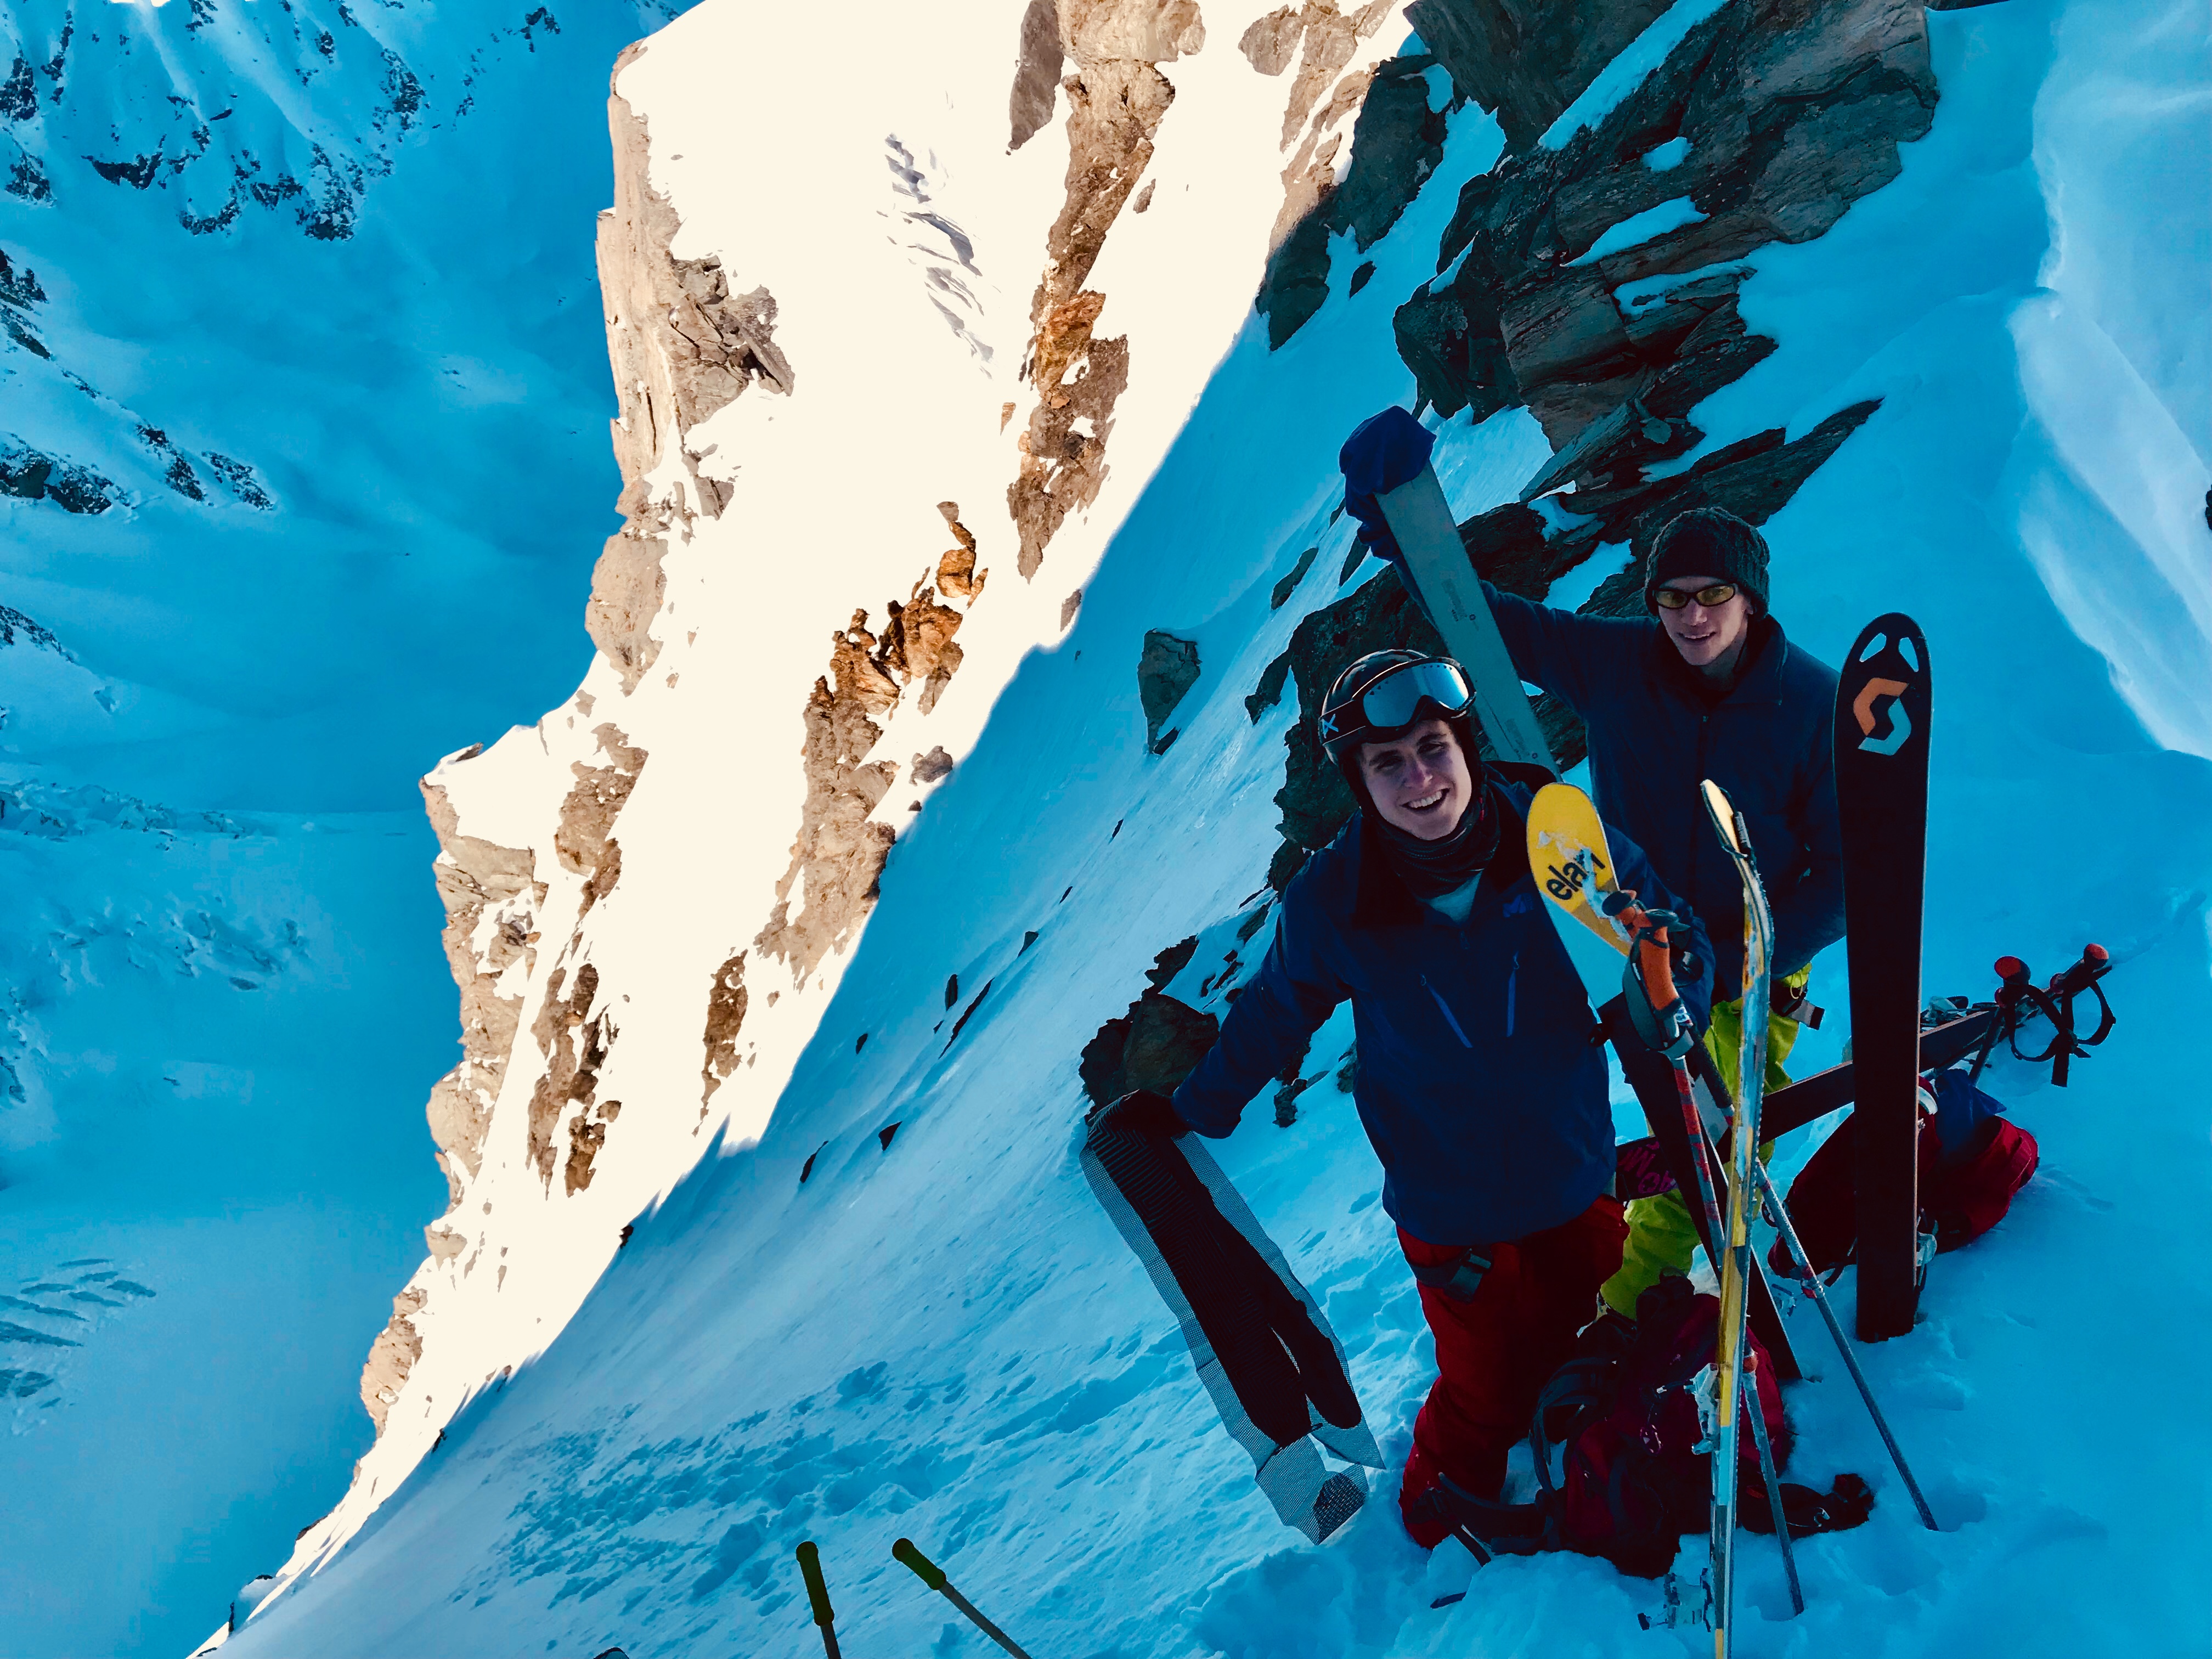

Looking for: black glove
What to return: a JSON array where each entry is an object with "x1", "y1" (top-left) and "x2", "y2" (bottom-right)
[{"x1": 1096, "y1": 1087, "x2": 1187, "y2": 1138}]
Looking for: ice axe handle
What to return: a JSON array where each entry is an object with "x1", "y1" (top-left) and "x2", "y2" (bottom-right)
[{"x1": 893, "y1": 1537, "x2": 948, "y2": 1591}]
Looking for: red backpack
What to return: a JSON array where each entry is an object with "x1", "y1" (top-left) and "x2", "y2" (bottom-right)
[
  {"x1": 1434, "y1": 1276, "x2": 1818, "y2": 1576},
  {"x1": 1772, "y1": 1068, "x2": 2040, "y2": 1277}
]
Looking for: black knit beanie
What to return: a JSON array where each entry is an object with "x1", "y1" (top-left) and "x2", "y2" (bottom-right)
[{"x1": 1644, "y1": 506, "x2": 1770, "y2": 615}]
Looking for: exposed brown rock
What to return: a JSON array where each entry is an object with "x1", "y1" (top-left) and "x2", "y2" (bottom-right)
[
  {"x1": 912, "y1": 746, "x2": 954, "y2": 785},
  {"x1": 1012, "y1": 0, "x2": 1205, "y2": 578},
  {"x1": 592, "y1": 50, "x2": 794, "y2": 692},
  {"x1": 1059, "y1": 0, "x2": 1205, "y2": 63},
  {"x1": 556, "y1": 724, "x2": 647, "y2": 911},
  {"x1": 584, "y1": 527, "x2": 670, "y2": 695},
  {"x1": 752, "y1": 501, "x2": 992, "y2": 985},
  {"x1": 1273, "y1": 1, "x2": 1390, "y2": 147},
  {"x1": 1012, "y1": 319, "x2": 1131, "y2": 578},
  {"x1": 1011, "y1": 0, "x2": 1067, "y2": 149},
  {"x1": 528, "y1": 961, "x2": 614, "y2": 1190},
  {"x1": 935, "y1": 502, "x2": 986, "y2": 600},
  {"x1": 701, "y1": 951, "x2": 748, "y2": 1105},
  {"x1": 420, "y1": 774, "x2": 544, "y2": 1207},
  {"x1": 752, "y1": 616, "x2": 904, "y2": 983},
  {"x1": 1239, "y1": 4, "x2": 1305, "y2": 75},
  {"x1": 879, "y1": 580, "x2": 968, "y2": 714},
  {"x1": 563, "y1": 1108, "x2": 612, "y2": 1195},
  {"x1": 359, "y1": 1288, "x2": 426, "y2": 1434}
]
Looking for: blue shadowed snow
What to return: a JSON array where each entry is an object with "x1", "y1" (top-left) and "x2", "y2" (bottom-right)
[
  {"x1": 1643, "y1": 136, "x2": 1692, "y2": 171},
  {"x1": 227, "y1": 0, "x2": 2211, "y2": 1656},
  {"x1": 0, "y1": 2, "x2": 695, "y2": 1654}
]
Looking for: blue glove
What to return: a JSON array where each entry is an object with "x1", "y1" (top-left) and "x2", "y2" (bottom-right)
[{"x1": 1338, "y1": 407, "x2": 1437, "y2": 567}]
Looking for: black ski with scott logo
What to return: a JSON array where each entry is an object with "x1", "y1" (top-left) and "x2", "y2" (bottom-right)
[{"x1": 1835, "y1": 614, "x2": 1932, "y2": 1341}]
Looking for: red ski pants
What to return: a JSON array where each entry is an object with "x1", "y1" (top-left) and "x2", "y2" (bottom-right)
[{"x1": 1397, "y1": 1197, "x2": 1628, "y2": 1533}]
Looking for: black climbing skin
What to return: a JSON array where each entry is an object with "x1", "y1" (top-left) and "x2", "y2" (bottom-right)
[{"x1": 1082, "y1": 1113, "x2": 1362, "y2": 1445}]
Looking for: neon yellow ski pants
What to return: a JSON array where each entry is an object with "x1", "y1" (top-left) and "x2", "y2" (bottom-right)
[{"x1": 1599, "y1": 966, "x2": 1812, "y2": 1318}]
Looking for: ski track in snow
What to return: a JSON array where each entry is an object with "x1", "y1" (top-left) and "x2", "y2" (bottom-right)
[{"x1": 222, "y1": 1, "x2": 2212, "y2": 1656}]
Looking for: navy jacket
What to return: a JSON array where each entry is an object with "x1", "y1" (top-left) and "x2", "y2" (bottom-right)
[
  {"x1": 1485, "y1": 584, "x2": 1843, "y2": 994},
  {"x1": 1172, "y1": 780, "x2": 1712, "y2": 1249}
]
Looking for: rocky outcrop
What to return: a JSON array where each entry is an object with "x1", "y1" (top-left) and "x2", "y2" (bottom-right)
[
  {"x1": 592, "y1": 49, "x2": 794, "y2": 692},
  {"x1": 1394, "y1": 0, "x2": 1933, "y2": 449},
  {"x1": 1080, "y1": 934, "x2": 1223, "y2": 1105},
  {"x1": 420, "y1": 768, "x2": 545, "y2": 1206},
  {"x1": 1455, "y1": 397, "x2": 1882, "y2": 606},
  {"x1": 1009, "y1": 0, "x2": 1066, "y2": 149},
  {"x1": 359, "y1": 1288, "x2": 426, "y2": 1434},
  {"x1": 1009, "y1": 0, "x2": 1205, "y2": 578},
  {"x1": 528, "y1": 960, "x2": 616, "y2": 1193},
  {"x1": 1256, "y1": 42, "x2": 1451, "y2": 347},
  {"x1": 555, "y1": 722, "x2": 647, "y2": 913},
  {"x1": 699, "y1": 951, "x2": 749, "y2": 1110},
  {"x1": 1406, "y1": 0, "x2": 1675, "y2": 148},
  {"x1": 753, "y1": 513, "x2": 989, "y2": 983},
  {"x1": 1137, "y1": 630, "x2": 1200, "y2": 750},
  {"x1": 752, "y1": 617, "x2": 902, "y2": 984}
]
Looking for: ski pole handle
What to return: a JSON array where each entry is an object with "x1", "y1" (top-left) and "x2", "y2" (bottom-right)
[
  {"x1": 892, "y1": 1537, "x2": 947, "y2": 1591},
  {"x1": 796, "y1": 1542, "x2": 835, "y2": 1627},
  {"x1": 893, "y1": 1539, "x2": 1036, "y2": 1659}
]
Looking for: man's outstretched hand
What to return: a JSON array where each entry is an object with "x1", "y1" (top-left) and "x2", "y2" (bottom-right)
[
  {"x1": 1095, "y1": 1088, "x2": 1188, "y2": 1138},
  {"x1": 1338, "y1": 407, "x2": 1437, "y2": 568}
]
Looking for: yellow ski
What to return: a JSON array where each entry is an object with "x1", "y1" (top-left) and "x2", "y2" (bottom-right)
[{"x1": 1525, "y1": 781, "x2": 1632, "y2": 952}]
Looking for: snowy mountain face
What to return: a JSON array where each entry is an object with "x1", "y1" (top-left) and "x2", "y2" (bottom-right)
[
  {"x1": 18, "y1": 0, "x2": 2208, "y2": 1651},
  {"x1": 0, "y1": 1, "x2": 688, "y2": 1654}
]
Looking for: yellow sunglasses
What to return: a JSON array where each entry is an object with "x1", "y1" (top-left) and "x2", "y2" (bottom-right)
[{"x1": 1654, "y1": 582, "x2": 1739, "y2": 610}]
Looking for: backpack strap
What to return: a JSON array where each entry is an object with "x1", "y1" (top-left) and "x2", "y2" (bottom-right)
[
  {"x1": 1528, "y1": 1358, "x2": 1620, "y2": 1497},
  {"x1": 1417, "y1": 1471, "x2": 1554, "y2": 1552},
  {"x1": 1406, "y1": 1244, "x2": 1494, "y2": 1303}
]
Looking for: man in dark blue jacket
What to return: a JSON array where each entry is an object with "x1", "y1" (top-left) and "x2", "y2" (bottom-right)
[
  {"x1": 1481, "y1": 511, "x2": 1841, "y2": 1314},
  {"x1": 1337, "y1": 409, "x2": 1842, "y2": 1321},
  {"x1": 1104, "y1": 651, "x2": 1712, "y2": 1547}
]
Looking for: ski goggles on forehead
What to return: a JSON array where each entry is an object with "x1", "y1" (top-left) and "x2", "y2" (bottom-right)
[
  {"x1": 1653, "y1": 582, "x2": 1739, "y2": 610},
  {"x1": 1319, "y1": 659, "x2": 1473, "y2": 748}
]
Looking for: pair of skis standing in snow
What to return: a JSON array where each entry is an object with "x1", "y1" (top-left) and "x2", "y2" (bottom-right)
[{"x1": 1086, "y1": 405, "x2": 2095, "y2": 1640}]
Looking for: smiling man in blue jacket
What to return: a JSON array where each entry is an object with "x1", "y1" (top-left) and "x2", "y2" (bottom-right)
[
  {"x1": 1101, "y1": 650, "x2": 1712, "y2": 1547},
  {"x1": 1336, "y1": 408, "x2": 1844, "y2": 1323}
]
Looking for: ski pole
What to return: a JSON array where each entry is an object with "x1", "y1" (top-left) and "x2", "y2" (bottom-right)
[
  {"x1": 893, "y1": 1538, "x2": 1037, "y2": 1659},
  {"x1": 794, "y1": 1541, "x2": 842, "y2": 1659},
  {"x1": 1740, "y1": 1347, "x2": 1804, "y2": 1615},
  {"x1": 1753, "y1": 1161, "x2": 1939, "y2": 1530}
]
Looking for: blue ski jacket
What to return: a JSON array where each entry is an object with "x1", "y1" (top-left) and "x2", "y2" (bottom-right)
[
  {"x1": 1484, "y1": 585, "x2": 1844, "y2": 994},
  {"x1": 1172, "y1": 779, "x2": 1712, "y2": 1249}
]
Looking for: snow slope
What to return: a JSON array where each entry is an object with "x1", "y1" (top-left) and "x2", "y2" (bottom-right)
[
  {"x1": 0, "y1": 1, "x2": 692, "y2": 1653},
  {"x1": 220, "y1": 0, "x2": 2212, "y2": 1654}
]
